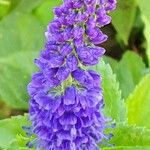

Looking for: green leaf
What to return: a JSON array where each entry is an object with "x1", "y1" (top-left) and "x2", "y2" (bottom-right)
[
  {"x1": 0, "y1": 115, "x2": 29, "y2": 149},
  {"x1": 34, "y1": 0, "x2": 62, "y2": 25},
  {"x1": 0, "y1": 0, "x2": 10, "y2": 19},
  {"x1": 0, "y1": 0, "x2": 46, "y2": 57},
  {"x1": 6, "y1": 134, "x2": 35, "y2": 150},
  {"x1": 12, "y1": 0, "x2": 44, "y2": 14},
  {"x1": 108, "y1": 123, "x2": 150, "y2": 146},
  {"x1": 0, "y1": 0, "x2": 46, "y2": 108},
  {"x1": 103, "y1": 146, "x2": 150, "y2": 150},
  {"x1": 92, "y1": 59, "x2": 126, "y2": 122},
  {"x1": 0, "y1": 0, "x2": 42, "y2": 20},
  {"x1": 105, "y1": 52, "x2": 146, "y2": 99},
  {"x1": 111, "y1": 0, "x2": 137, "y2": 45},
  {"x1": 126, "y1": 74, "x2": 150, "y2": 128},
  {"x1": 142, "y1": 16, "x2": 150, "y2": 65},
  {"x1": 137, "y1": 0, "x2": 150, "y2": 24},
  {"x1": 103, "y1": 56, "x2": 118, "y2": 72},
  {"x1": 0, "y1": 13, "x2": 44, "y2": 57},
  {"x1": 117, "y1": 51, "x2": 146, "y2": 99},
  {"x1": 0, "y1": 51, "x2": 37, "y2": 109},
  {"x1": 102, "y1": 123, "x2": 150, "y2": 149}
]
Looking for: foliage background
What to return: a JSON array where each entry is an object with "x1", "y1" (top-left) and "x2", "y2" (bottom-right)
[{"x1": 0, "y1": 0, "x2": 150, "y2": 149}]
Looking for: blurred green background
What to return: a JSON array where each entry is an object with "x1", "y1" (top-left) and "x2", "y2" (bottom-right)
[
  {"x1": 0, "y1": 0, "x2": 63, "y2": 119},
  {"x1": 0, "y1": 0, "x2": 150, "y2": 149}
]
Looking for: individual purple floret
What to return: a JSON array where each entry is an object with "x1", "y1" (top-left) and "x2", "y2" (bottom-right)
[{"x1": 27, "y1": 0, "x2": 117, "y2": 149}]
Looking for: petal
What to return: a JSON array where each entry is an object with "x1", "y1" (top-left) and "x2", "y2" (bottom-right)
[
  {"x1": 86, "y1": 89, "x2": 103, "y2": 107},
  {"x1": 57, "y1": 103, "x2": 65, "y2": 117},
  {"x1": 57, "y1": 130, "x2": 71, "y2": 140},
  {"x1": 59, "y1": 43, "x2": 72, "y2": 56},
  {"x1": 81, "y1": 116, "x2": 93, "y2": 127},
  {"x1": 43, "y1": 68, "x2": 58, "y2": 79},
  {"x1": 34, "y1": 93, "x2": 61, "y2": 111},
  {"x1": 64, "y1": 86, "x2": 76, "y2": 105},
  {"x1": 66, "y1": 54, "x2": 78, "y2": 71},
  {"x1": 73, "y1": 26, "x2": 84, "y2": 39},
  {"x1": 59, "y1": 112, "x2": 77, "y2": 125},
  {"x1": 56, "y1": 66, "x2": 70, "y2": 81},
  {"x1": 48, "y1": 55, "x2": 64, "y2": 68},
  {"x1": 77, "y1": 94, "x2": 87, "y2": 109},
  {"x1": 73, "y1": 0, "x2": 83, "y2": 9},
  {"x1": 51, "y1": 96, "x2": 62, "y2": 113},
  {"x1": 34, "y1": 93, "x2": 51, "y2": 109},
  {"x1": 72, "y1": 68, "x2": 86, "y2": 84},
  {"x1": 91, "y1": 32, "x2": 108, "y2": 44},
  {"x1": 88, "y1": 70, "x2": 101, "y2": 87},
  {"x1": 73, "y1": 69, "x2": 96, "y2": 88},
  {"x1": 63, "y1": 27, "x2": 73, "y2": 40},
  {"x1": 75, "y1": 136, "x2": 88, "y2": 146}
]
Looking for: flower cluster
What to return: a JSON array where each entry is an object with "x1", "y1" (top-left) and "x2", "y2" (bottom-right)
[{"x1": 27, "y1": 0, "x2": 117, "y2": 149}]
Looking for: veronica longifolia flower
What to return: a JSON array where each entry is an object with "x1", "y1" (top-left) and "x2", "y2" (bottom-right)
[{"x1": 27, "y1": 0, "x2": 117, "y2": 149}]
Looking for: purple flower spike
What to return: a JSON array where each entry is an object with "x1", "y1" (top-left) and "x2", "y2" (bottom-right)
[{"x1": 27, "y1": 0, "x2": 117, "y2": 149}]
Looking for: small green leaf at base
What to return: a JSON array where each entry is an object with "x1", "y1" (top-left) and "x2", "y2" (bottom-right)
[{"x1": 0, "y1": 115, "x2": 30, "y2": 149}]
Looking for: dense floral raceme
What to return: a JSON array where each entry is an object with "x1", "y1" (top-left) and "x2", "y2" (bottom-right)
[{"x1": 27, "y1": 0, "x2": 117, "y2": 149}]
